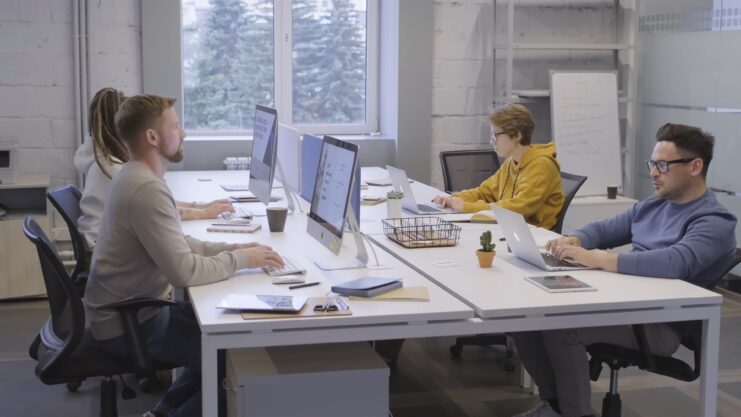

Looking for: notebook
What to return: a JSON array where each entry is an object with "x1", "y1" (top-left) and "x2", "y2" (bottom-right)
[
  {"x1": 331, "y1": 277, "x2": 402, "y2": 298},
  {"x1": 207, "y1": 224, "x2": 261, "y2": 233}
]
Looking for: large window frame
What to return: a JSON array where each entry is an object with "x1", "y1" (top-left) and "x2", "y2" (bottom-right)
[{"x1": 181, "y1": 0, "x2": 379, "y2": 138}]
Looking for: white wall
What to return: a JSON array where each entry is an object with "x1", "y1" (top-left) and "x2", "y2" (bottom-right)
[
  {"x1": 1, "y1": 0, "x2": 620, "y2": 190},
  {"x1": 0, "y1": 0, "x2": 141, "y2": 188}
]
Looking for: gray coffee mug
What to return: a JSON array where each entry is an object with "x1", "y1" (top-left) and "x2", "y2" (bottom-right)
[
  {"x1": 266, "y1": 207, "x2": 288, "y2": 232},
  {"x1": 607, "y1": 185, "x2": 618, "y2": 199}
]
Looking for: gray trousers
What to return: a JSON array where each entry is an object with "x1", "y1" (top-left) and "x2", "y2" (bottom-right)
[{"x1": 511, "y1": 324, "x2": 681, "y2": 417}]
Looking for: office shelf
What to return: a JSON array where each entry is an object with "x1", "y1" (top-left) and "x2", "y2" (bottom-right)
[
  {"x1": 494, "y1": 42, "x2": 632, "y2": 50},
  {"x1": 492, "y1": 0, "x2": 639, "y2": 194}
]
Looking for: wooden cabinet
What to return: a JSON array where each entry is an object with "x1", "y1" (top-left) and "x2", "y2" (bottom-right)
[{"x1": 0, "y1": 175, "x2": 50, "y2": 299}]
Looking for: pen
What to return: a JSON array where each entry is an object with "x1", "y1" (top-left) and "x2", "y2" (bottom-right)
[{"x1": 289, "y1": 281, "x2": 321, "y2": 290}]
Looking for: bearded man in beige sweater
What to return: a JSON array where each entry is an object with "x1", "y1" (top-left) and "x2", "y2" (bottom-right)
[{"x1": 84, "y1": 94, "x2": 283, "y2": 417}]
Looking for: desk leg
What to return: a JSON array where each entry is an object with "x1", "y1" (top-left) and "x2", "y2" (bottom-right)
[
  {"x1": 699, "y1": 307, "x2": 720, "y2": 417},
  {"x1": 202, "y1": 335, "x2": 219, "y2": 417}
]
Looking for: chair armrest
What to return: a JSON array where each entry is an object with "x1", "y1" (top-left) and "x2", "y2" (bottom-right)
[
  {"x1": 97, "y1": 298, "x2": 176, "y2": 312},
  {"x1": 632, "y1": 324, "x2": 657, "y2": 372},
  {"x1": 97, "y1": 298, "x2": 176, "y2": 375}
]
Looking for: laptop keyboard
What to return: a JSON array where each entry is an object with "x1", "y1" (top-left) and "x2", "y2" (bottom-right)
[
  {"x1": 416, "y1": 204, "x2": 442, "y2": 213},
  {"x1": 263, "y1": 256, "x2": 307, "y2": 276},
  {"x1": 541, "y1": 252, "x2": 581, "y2": 268}
]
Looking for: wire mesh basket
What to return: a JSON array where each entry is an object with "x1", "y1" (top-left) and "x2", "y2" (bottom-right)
[{"x1": 382, "y1": 217, "x2": 461, "y2": 248}]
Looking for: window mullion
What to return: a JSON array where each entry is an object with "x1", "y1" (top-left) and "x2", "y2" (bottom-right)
[{"x1": 275, "y1": 0, "x2": 293, "y2": 124}]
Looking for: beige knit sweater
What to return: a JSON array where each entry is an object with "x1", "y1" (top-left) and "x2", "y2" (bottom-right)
[{"x1": 84, "y1": 161, "x2": 248, "y2": 340}]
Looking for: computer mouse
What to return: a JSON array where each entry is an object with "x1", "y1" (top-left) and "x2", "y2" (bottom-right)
[{"x1": 272, "y1": 275, "x2": 306, "y2": 285}]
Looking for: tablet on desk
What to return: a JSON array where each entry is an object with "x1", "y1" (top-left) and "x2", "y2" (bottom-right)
[
  {"x1": 216, "y1": 294, "x2": 308, "y2": 313},
  {"x1": 525, "y1": 275, "x2": 596, "y2": 293}
]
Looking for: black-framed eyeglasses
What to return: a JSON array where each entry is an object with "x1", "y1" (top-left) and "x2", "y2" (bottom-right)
[
  {"x1": 646, "y1": 158, "x2": 697, "y2": 174},
  {"x1": 490, "y1": 131, "x2": 506, "y2": 140}
]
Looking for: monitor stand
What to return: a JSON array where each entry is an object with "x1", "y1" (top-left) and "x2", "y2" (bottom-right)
[
  {"x1": 275, "y1": 159, "x2": 303, "y2": 214},
  {"x1": 314, "y1": 204, "x2": 391, "y2": 271}
]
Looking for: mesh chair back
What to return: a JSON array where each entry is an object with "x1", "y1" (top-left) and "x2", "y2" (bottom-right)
[
  {"x1": 439, "y1": 150, "x2": 501, "y2": 193},
  {"x1": 23, "y1": 217, "x2": 85, "y2": 376},
  {"x1": 553, "y1": 172, "x2": 588, "y2": 234},
  {"x1": 47, "y1": 185, "x2": 88, "y2": 280}
]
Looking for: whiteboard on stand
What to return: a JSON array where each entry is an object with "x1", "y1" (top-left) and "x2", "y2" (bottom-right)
[{"x1": 550, "y1": 71, "x2": 622, "y2": 196}]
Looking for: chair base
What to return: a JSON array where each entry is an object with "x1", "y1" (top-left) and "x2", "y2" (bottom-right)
[
  {"x1": 449, "y1": 334, "x2": 516, "y2": 372},
  {"x1": 100, "y1": 377, "x2": 118, "y2": 417},
  {"x1": 601, "y1": 392, "x2": 621, "y2": 417}
]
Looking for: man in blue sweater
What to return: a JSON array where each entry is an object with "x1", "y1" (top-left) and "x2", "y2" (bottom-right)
[{"x1": 511, "y1": 123, "x2": 737, "y2": 417}]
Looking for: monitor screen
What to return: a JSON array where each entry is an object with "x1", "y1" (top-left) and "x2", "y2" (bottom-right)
[
  {"x1": 301, "y1": 134, "x2": 359, "y2": 224},
  {"x1": 307, "y1": 136, "x2": 359, "y2": 255},
  {"x1": 248, "y1": 105, "x2": 278, "y2": 205},
  {"x1": 300, "y1": 134, "x2": 323, "y2": 202}
]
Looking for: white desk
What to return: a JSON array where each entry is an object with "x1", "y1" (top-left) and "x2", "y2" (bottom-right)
[{"x1": 165, "y1": 170, "x2": 722, "y2": 417}]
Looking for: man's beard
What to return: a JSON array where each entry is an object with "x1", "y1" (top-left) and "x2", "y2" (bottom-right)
[{"x1": 164, "y1": 146, "x2": 184, "y2": 163}]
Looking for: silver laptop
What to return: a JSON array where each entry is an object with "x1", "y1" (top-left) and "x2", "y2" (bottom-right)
[
  {"x1": 491, "y1": 206, "x2": 591, "y2": 271},
  {"x1": 386, "y1": 165, "x2": 454, "y2": 215}
]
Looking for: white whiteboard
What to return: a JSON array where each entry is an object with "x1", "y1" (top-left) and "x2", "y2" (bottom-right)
[{"x1": 550, "y1": 71, "x2": 622, "y2": 196}]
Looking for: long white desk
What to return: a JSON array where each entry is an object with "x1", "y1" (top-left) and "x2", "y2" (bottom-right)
[{"x1": 165, "y1": 169, "x2": 722, "y2": 417}]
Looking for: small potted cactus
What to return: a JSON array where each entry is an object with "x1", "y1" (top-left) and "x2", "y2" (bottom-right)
[
  {"x1": 386, "y1": 190, "x2": 404, "y2": 218},
  {"x1": 476, "y1": 230, "x2": 496, "y2": 268}
]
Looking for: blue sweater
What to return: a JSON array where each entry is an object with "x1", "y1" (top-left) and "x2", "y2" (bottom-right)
[{"x1": 572, "y1": 190, "x2": 737, "y2": 288}]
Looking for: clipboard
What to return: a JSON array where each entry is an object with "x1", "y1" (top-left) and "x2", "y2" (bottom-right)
[
  {"x1": 241, "y1": 297, "x2": 352, "y2": 320},
  {"x1": 349, "y1": 286, "x2": 429, "y2": 301}
]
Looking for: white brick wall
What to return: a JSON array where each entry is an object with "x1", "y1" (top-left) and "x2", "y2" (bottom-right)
[
  {"x1": 0, "y1": 0, "x2": 612, "y2": 192},
  {"x1": 0, "y1": 0, "x2": 141, "y2": 188}
]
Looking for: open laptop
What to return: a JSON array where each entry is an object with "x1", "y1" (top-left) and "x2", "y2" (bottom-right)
[
  {"x1": 491, "y1": 206, "x2": 591, "y2": 271},
  {"x1": 386, "y1": 165, "x2": 454, "y2": 215}
]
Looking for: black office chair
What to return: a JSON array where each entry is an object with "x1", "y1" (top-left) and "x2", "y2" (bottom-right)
[
  {"x1": 439, "y1": 149, "x2": 501, "y2": 193},
  {"x1": 553, "y1": 171, "x2": 588, "y2": 234},
  {"x1": 23, "y1": 216, "x2": 175, "y2": 417},
  {"x1": 449, "y1": 172, "x2": 589, "y2": 367},
  {"x1": 47, "y1": 185, "x2": 90, "y2": 293},
  {"x1": 587, "y1": 247, "x2": 741, "y2": 417}
]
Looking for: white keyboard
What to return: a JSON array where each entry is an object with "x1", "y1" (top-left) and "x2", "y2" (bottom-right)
[
  {"x1": 263, "y1": 256, "x2": 307, "y2": 276},
  {"x1": 234, "y1": 206, "x2": 253, "y2": 219}
]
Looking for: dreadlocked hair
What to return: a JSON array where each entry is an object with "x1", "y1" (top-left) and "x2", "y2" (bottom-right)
[{"x1": 88, "y1": 88, "x2": 129, "y2": 179}]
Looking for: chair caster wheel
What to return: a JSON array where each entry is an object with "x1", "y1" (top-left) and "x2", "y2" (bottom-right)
[
  {"x1": 66, "y1": 381, "x2": 82, "y2": 392},
  {"x1": 449, "y1": 344, "x2": 462, "y2": 358}
]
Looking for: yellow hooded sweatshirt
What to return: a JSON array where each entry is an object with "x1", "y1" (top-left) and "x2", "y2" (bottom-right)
[{"x1": 453, "y1": 142, "x2": 564, "y2": 230}]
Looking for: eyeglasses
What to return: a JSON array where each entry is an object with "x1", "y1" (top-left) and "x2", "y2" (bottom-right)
[
  {"x1": 490, "y1": 131, "x2": 507, "y2": 141},
  {"x1": 646, "y1": 158, "x2": 697, "y2": 174}
]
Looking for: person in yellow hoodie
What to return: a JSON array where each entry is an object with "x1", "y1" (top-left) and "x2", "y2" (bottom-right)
[{"x1": 434, "y1": 103, "x2": 564, "y2": 230}]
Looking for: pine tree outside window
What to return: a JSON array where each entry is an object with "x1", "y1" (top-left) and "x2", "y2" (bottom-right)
[{"x1": 182, "y1": 0, "x2": 378, "y2": 136}]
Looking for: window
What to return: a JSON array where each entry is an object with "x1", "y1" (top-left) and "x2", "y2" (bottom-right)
[{"x1": 181, "y1": 0, "x2": 378, "y2": 135}]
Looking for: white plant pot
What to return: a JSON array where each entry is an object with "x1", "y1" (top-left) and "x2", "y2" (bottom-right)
[{"x1": 387, "y1": 198, "x2": 403, "y2": 218}]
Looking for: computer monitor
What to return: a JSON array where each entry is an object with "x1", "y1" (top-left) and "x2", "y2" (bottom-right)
[
  {"x1": 301, "y1": 134, "x2": 360, "y2": 224},
  {"x1": 307, "y1": 136, "x2": 367, "y2": 270},
  {"x1": 248, "y1": 105, "x2": 278, "y2": 206},
  {"x1": 276, "y1": 123, "x2": 300, "y2": 193}
]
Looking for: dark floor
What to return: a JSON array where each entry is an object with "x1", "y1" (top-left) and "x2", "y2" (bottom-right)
[{"x1": 2, "y1": 289, "x2": 741, "y2": 417}]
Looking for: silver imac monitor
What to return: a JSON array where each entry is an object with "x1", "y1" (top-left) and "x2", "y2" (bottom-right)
[
  {"x1": 248, "y1": 105, "x2": 278, "y2": 206},
  {"x1": 276, "y1": 123, "x2": 301, "y2": 193},
  {"x1": 307, "y1": 136, "x2": 375, "y2": 271}
]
